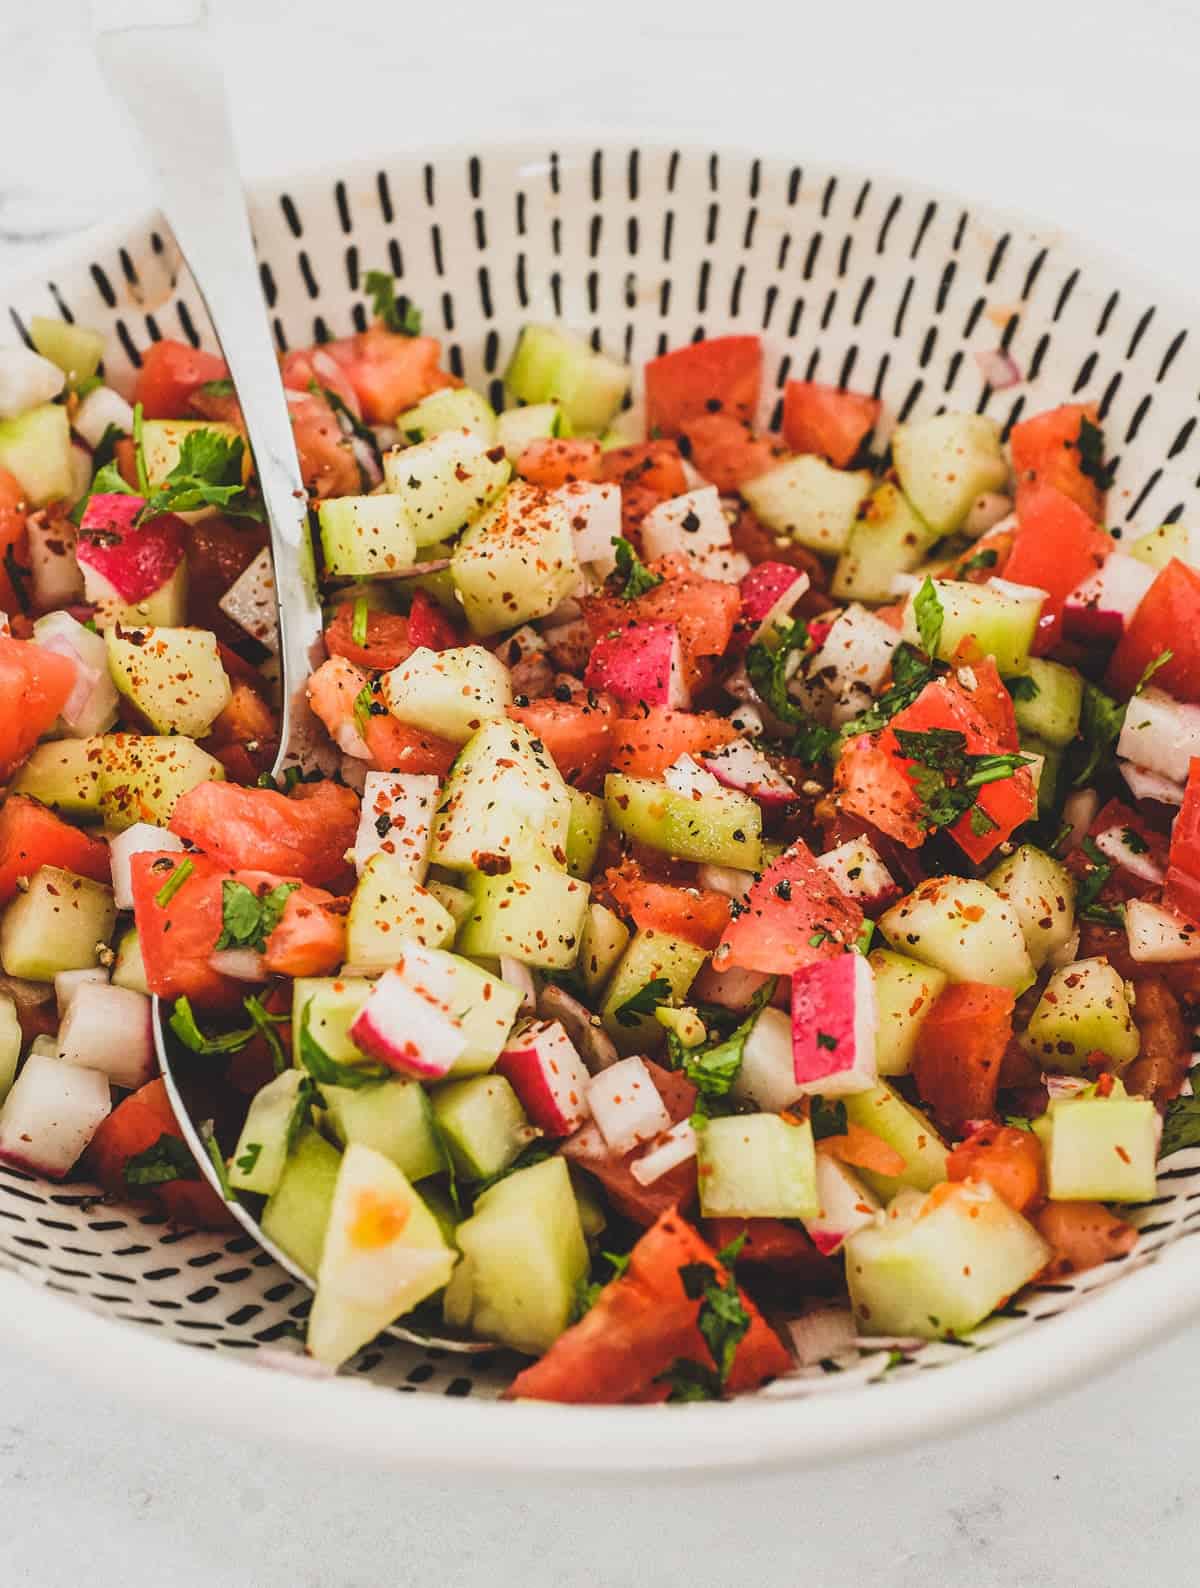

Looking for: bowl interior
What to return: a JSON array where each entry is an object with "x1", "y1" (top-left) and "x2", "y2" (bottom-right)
[{"x1": 3, "y1": 140, "x2": 1199, "y2": 1419}]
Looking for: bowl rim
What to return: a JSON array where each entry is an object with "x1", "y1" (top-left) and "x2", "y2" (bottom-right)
[{"x1": 3, "y1": 136, "x2": 1199, "y2": 1472}]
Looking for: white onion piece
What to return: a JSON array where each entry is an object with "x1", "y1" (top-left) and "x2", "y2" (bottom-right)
[
  {"x1": 1044, "y1": 1073, "x2": 1090, "y2": 1101},
  {"x1": 1062, "y1": 789, "x2": 1100, "y2": 851},
  {"x1": 629, "y1": 1120, "x2": 697, "y2": 1185},
  {"x1": 536, "y1": 984, "x2": 619, "y2": 1073},
  {"x1": 54, "y1": 966, "x2": 108, "y2": 1018},
  {"x1": 0, "y1": 349, "x2": 64, "y2": 418},
  {"x1": 1046, "y1": 928, "x2": 1081, "y2": 969},
  {"x1": 1120, "y1": 761, "x2": 1186, "y2": 807},
  {"x1": 498, "y1": 956, "x2": 537, "y2": 1013},
  {"x1": 350, "y1": 434, "x2": 383, "y2": 489},
  {"x1": 1125, "y1": 899, "x2": 1200, "y2": 963},
  {"x1": 663, "y1": 754, "x2": 722, "y2": 797},
  {"x1": 728, "y1": 703, "x2": 764, "y2": 738},
  {"x1": 0, "y1": 1053, "x2": 110, "y2": 1178},
  {"x1": 218, "y1": 546, "x2": 278, "y2": 654},
  {"x1": 58, "y1": 983, "x2": 154, "y2": 1089},
  {"x1": 109, "y1": 823, "x2": 184, "y2": 912},
  {"x1": 1117, "y1": 688, "x2": 1200, "y2": 786},
  {"x1": 73, "y1": 386, "x2": 134, "y2": 450},
  {"x1": 586, "y1": 1057, "x2": 671, "y2": 1156},
  {"x1": 26, "y1": 509, "x2": 84, "y2": 608},
  {"x1": 208, "y1": 950, "x2": 268, "y2": 983},
  {"x1": 785, "y1": 1306, "x2": 858, "y2": 1367},
  {"x1": 964, "y1": 497, "x2": 1014, "y2": 538},
  {"x1": 1093, "y1": 824, "x2": 1164, "y2": 885},
  {"x1": 696, "y1": 863, "x2": 755, "y2": 899}
]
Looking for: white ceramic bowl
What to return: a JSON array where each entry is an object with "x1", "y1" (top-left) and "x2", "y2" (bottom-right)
[{"x1": 3, "y1": 140, "x2": 1199, "y2": 1473}]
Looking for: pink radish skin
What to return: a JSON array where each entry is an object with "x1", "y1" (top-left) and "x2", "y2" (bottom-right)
[
  {"x1": 77, "y1": 495, "x2": 187, "y2": 603},
  {"x1": 700, "y1": 738, "x2": 796, "y2": 806},
  {"x1": 586, "y1": 1056, "x2": 671, "y2": 1156},
  {"x1": 0, "y1": 1053, "x2": 111, "y2": 1180},
  {"x1": 791, "y1": 954, "x2": 879, "y2": 1097},
  {"x1": 738, "y1": 561, "x2": 809, "y2": 628},
  {"x1": 496, "y1": 1019, "x2": 592, "y2": 1136},
  {"x1": 349, "y1": 967, "x2": 466, "y2": 1079},
  {"x1": 583, "y1": 621, "x2": 689, "y2": 709},
  {"x1": 1062, "y1": 553, "x2": 1155, "y2": 644},
  {"x1": 57, "y1": 983, "x2": 155, "y2": 1090}
]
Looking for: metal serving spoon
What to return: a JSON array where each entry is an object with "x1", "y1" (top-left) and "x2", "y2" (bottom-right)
[{"x1": 95, "y1": 3, "x2": 487, "y2": 1352}]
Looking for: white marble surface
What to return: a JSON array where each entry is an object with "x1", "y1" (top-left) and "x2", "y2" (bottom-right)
[{"x1": 3, "y1": 1, "x2": 1200, "y2": 1583}]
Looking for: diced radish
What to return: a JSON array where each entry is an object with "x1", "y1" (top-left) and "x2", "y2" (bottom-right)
[
  {"x1": 816, "y1": 837, "x2": 899, "y2": 911},
  {"x1": 353, "y1": 770, "x2": 438, "y2": 879},
  {"x1": 696, "y1": 547, "x2": 751, "y2": 584},
  {"x1": 791, "y1": 954, "x2": 878, "y2": 1096},
  {"x1": 696, "y1": 863, "x2": 755, "y2": 899},
  {"x1": 73, "y1": 386, "x2": 134, "y2": 451},
  {"x1": 786, "y1": 1305, "x2": 857, "y2": 1366},
  {"x1": 586, "y1": 1055, "x2": 671, "y2": 1155},
  {"x1": 27, "y1": 508, "x2": 85, "y2": 608},
  {"x1": 662, "y1": 753, "x2": 722, "y2": 797},
  {"x1": 57, "y1": 983, "x2": 154, "y2": 1089},
  {"x1": 552, "y1": 481, "x2": 621, "y2": 575},
  {"x1": 77, "y1": 495, "x2": 187, "y2": 605},
  {"x1": 730, "y1": 1006, "x2": 806, "y2": 1112},
  {"x1": 1063, "y1": 553, "x2": 1156, "y2": 644},
  {"x1": 973, "y1": 348, "x2": 1023, "y2": 390},
  {"x1": 1125, "y1": 898, "x2": 1200, "y2": 962},
  {"x1": 1062, "y1": 789, "x2": 1100, "y2": 851},
  {"x1": 32, "y1": 609, "x2": 119, "y2": 737},
  {"x1": 208, "y1": 949, "x2": 268, "y2": 982},
  {"x1": 348, "y1": 955, "x2": 466, "y2": 1079},
  {"x1": 109, "y1": 823, "x2": 184, "y2": 911},
  {"x1": 808, "y1": 605, "x2": 899, "y2": 725},
  {"x1": 218, "y1": 546, "x2": 278, "y2": 654},
  {"x1": 0, "y1": 1053, "x2": 110, "y2": 1178},
  {"x1": 803, "y1": 1155, "x2": 881, "y2": 1255},
  {"x1": 496, "y1": 1018, "x2": 592, "y2": 1136},
  {"x1": 1092, "y1": 824, "x2": 1164, "y2": 886},
  {"x1": 0, "y1": 348, "x2": 64, "y2": 418},
  {"x1": 640, "y1": 486, "x2": 731, "y2": 571},
  {"x1": 1120, "y1": 761, "x2": 1185, "y2": 807},
  {"x1": 700, "y1": 738, "x2": 796, "y2": 806},
  {"x1": 54, "y1": 967, "x2": 108, "y2": 1017},
  {"x1": 583, "y1": 621, "x2": 689, "y2": 709},
  {"x1": 739, "y1": 561, "x2": 810, "y2": 639},
  {"x1": 629, "y1": 1119, "x2": 697, "y2": 1185},
  {"x1": 1116, "y1": 688, "x2": 1200, "y2": 786}
]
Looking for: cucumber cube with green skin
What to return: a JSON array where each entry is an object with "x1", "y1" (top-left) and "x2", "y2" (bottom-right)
[
  {"x1": 111, "y1": 927, "x2": 150, "y2": 995},
  {"x1": 349, "y1": 946, "x2": 522, "y2": 1078},
  {"x1": 496, "y1": 402, "x2": 566, "y2": 460},
  {"x1": 96, "y1": 733, "x2": 225, "y2": 830},
  {"x1": 900, "y1": 579, "x2": 1041, "y2": 675},
  {"x1": 430, "y1": 718, "x2": 571, "y2": 872},
  {"x1": 261, "y1": 1126, "x2": 341, "y2": 1279},
  {"x1": 1125, "y1": 521, "x2": 1198, "y2": 571},
  {"x1": 842, "y1": 1079, "x2": 949, "y2": 1200},
  {"x1": 600, "y1": 927, "x2": 708, "y2": 1053},
  {"x1": 431, "y1": 1074, "x2": 534, "y2": 1180},
  {"x1": 29, "y1": 317, "x2": 104, "y2": 386},
  {"x1": 291, "y1": 977, "x2": 375, "y2": 1068},
  {"x1": 892, "y1": 413, "x2": 1009, "y2": 535},
  {"x1": 459, "y1": 862, "x2": 590, "y2": 969},
  {"x1": 396, "y1": 387, "x2": 497, "y2": 444},
  {"x1": 381, "y1": 428, "x2": 510, "y2": 548},
  {"x1": 697, "y1": 1113, "x2": 819, "y2": 1219},
  {"x1": 229, "y1": 1069, "x2": 309, "y2": 1197},
  {"x1": 307, "y1": 1144, "x2": 457, "y2": 1368},
  {"x1": 869, "y1": 948, "x2": 948, "y2": 1076},
  {"x1": 322, "y1": 1078, "x2": 444, "y2": 1182},
  {"x1": 503, "y1": 324, "x2": 630, "y2": 433},
  {"x1": 0, "y1": 996, "x2": 20, "y2": 1103},
  {"x1": 451, "y1": 480, "x2": 582, "y2": 635},
  {"x1": 425, "y1": 879, "x2": 473, "y2": 928},
  {"x1": 986, "y1": 845, "x2": 1076, "y2": 969},
  {"x1": 13, "y1": 739, "x2": 103, "y2": 818},
  {"x1": 346, "y1": 855, "x2": 456, "y2": 970},
  {"x1": 316, "y1": 494, "x2": 418, "y2": 578},
  {"x1": 741, "y1": 455, "x2": 872, "y2": 554},
  {"x1": 1020, "y1": 958, "x2": 1139, "y2": 1074},
  {"x1": 1032, "y1": 1085, "x2": 1157, "y2": 1202},
  {"x1": 0, "y1": 403, "x2": 73, "y2": 505},
  {"x1": 139, "y1": 419, "x2": 242, "y2": 487},
  {"x1": 578, "y1": 901, "x2": 630, "y2": 994},
  {"x1": 878, "y1": 877, "x2": 1035, "y2": 994},
  {"x1": 105, "y1": 626, "x2": 232, "y2": 738},
  {"x1": 444, "y1": 1154, "x2": 588, "y2": 1354},
  {"x1": 603, "y1": 772, "x2": 763, "y2": 871},
  {"x1": 0, "y1": 866, "x2": 116, "y2": 980},
  {"x1": 832, "y1": 481, "x2": 938, "y2": 603},
  {"x1": 1013, "y1": 658, "x2": 1084, "y2": 747},
  {"x1": 565, "y1": 788, "x2": 605, "y2": 879},
  {"x1": 846, "y1": 1179, "x2": 1050, "y2": 1339},
  {"x1": 382, "y1": 644, "x2": 512, "y2": 745}
]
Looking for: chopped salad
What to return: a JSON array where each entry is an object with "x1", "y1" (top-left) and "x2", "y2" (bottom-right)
[{"x1": 0, "y1": 278, "x2": 1196, "y2": 1401}]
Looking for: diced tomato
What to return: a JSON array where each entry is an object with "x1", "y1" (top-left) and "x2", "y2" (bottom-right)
[
  {"x1": 129, "y1": 852, "x2": 242, "y2": 1010},
  {"x1": 1107, "y1": 558, "x2": 1200, "y2": 702},
  {"x1": 364, "y1": 713, "x2": 459, "y2": 777},
  {"x1": 1010, "y1": 402, "x2": 1105, "y2": 523},
  {"x1": 504, "y1": 1208, "x2": 790, "y2": 1403},
  {"x1": 947, "y1": 1123, "x2": 1045, "y2": 1214},
  {"x1": 1033, "y1": 1200, "x2": 1137, "y2": 1278},
  {"x1": 944, "y1": 523, "x2": 1015, "y2": 584},
  {"x1": 133, "y1": 339, "x2": 229, "y2": 419},
  {"x1": 1003, "y1": 485, "x2": 1112, "y2": 653},
  {"x1": 715, "y1": 840, "x2": 863, "y2": 977},
  {"x1": 582, "y1": 558, "x2": 740, "y2": 690},
  {"x1": 608, "y1": 708, "x2": 738, "y2": 778},
  {"x1": 515, "y1": 438, "x2": 602, "y2": 487},
  {"x1": 0, "y1": 795, "x2": 110, "y2": 904},
  {"x1": 406, "y1": 589, "x2": 460, "y2": 651},
  {"x1": 561, "y1": 1061, "x2": 697, "y2": 1227},
  {"x1": 508, "y1": 694, "x2": 616, "y2": 789},
  {"x1": 185, "y1": 513, "x2": 268, "y2": 637},
  {"x1": 279, "y1": 346, "x2": 361, "y2": 417},
  {"x1": 679, "y1": 414, "x2": 781, "y2": 492},
  {"x1": 817, "y1": 1123, "x2": 906, "y2": 1179},
  {"x1": 203, "y1": 682, "x2": 278, "y2": 783},
  {"x1": 618, "y1": 481, "x2": 668, "y2": 542},
  {"x1": 0, "y1": 636, "x2": 78, "y2": 778},
  {"x1": 703, "y1": 1215, "x2": 832, "y2": 1273},
  {"x1": 644, "y1": 336, "x2": 763, "y2": 437},
  {"x1": 781, "y1": 381, "x2": 880, "y2": 468},
  {"x1": 325, "y1": 602, "x2": 414, "y2": 670},
  {"x1": 323, "y1": 327, "x2": 452, "y2": 424},
  {"x1": 286, "y1": 389, "x2": 360, "y2": 499},
  {"x1": 601, "y1": 865, "x2": 731, "y2": 951},
  {"x1": 169, "y1": 779, "x2": 359, "y2": 890},
  {"x1": 833, "y1": 732, "x2": 927, "y2": 849},
  {"x1": 86, "y1": 1079, "x2": 235, "y2": 1230},
  {"x1": 598, "y1": 440, "x2": 689, "y2": 499},
  {"x1": 0, "y1": 470, "x2": 29, "y2": 613},
  {"x1": 914, "y1": 983, "x2": 1015, "y2": 1127},
  {"x1": 948, "y1": 643, "x2": 1019, "y2": 750},
  {"x1": 259, "y1": 879, "x2": 346, "y2": 976}
]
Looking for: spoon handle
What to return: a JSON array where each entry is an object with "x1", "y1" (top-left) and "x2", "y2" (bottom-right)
[{"x1": 95, "y1": 4, "x2": 327, "y2": 773}]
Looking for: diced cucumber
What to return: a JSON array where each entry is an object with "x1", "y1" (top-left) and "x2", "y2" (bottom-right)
[
  {"x1": 459, "y1": 862, "x2": 590, "y2": 969},
  {"x1": 842, "y1": 1080, "x2": 949, "y2": 1200},
  {"x1": 105, "y1": 626, "x2": 232, "y2": 738},
  {"x1": 0, "y1": 866, "x2": 116, "y2": 980},
  {"x1": 381, "y1": 428, "x2": 509, "y2": 548},
  {"x1": 418, "y1": 1182, "x2": 462, "y2": 1249},
  {"x1": 1125, "y1": 521, "x2": 1196, "y2": 571},
  {"x1": 878, "y1": 877, "x2": 1035, "y2": 993},
  {"x1": 430, "y1": 719, "x2": 571, "y2": 872},
  {"x1": 431, "y1": 1074, "x2": 532, "y2": 1180},
  {"x1": 228, "y1": 1069, "x2": 308, "y2": 1197},
  {"x1": 600, "y1": 927, "x2": 707, "y2": 1053},
  {"x1": 322, "y1": 1078, "x2": 443, "y2": 1182},
  {"x1": 986, "y1": 845, "x2": 1076, "y2": 969},
  {"x1": 832, "y1": 481, "x2": 938, "y2": 603},
  {"x1": 901, "y1": 578, "x2": 1040, "y2": 674},
  {"x1": 578, "y1": 902, "x2": 630, "y2": 995},
  {"x1": 111, "y1": 927, "x2": 150, "y2": 995},
  {"x1": 503, "y1": 325, "x2": 629, "y2": 434},
  {"x1": 604, "y1": 772, "x2": 763, "y2": 870},
  {"x1": 892, "y1": 413, "x2": 1009, "y2": 535},
  {"x1": 696, "y1": 1113, "x2": 818, "y2": 1219},
  {"x1": 382, "y1": 643, "x2": 512, "y2": 744},
  {"x1": 496, "y1": 402, "x2": 565, "y2": 460},
  {"x1": 1021, "y1": 958, "x2": 1138, "y2": 1073},
  {"x1": 0, "y1": 403, "x2": 73, "y2": 505},
  {"x1": 291, "y1": 976, "x2": 375, "y2": 1068},
  {"x1": 29, "y1": 317, "x2": 105, "y2": 386},
  {"x1": 346, "y1": 856, "x2": 456, "y2": 970},
  {"x1": 96, "y1": 734, "x2": 225, "y2": 830},
  {"x1": 565, "y1": 788, "x2": 605, "y2": 880},
  {"x1": 396, "y1": 387, "x2": 497, "y2": 444},
  {"x1": 869, "y1": 948, "x2": 948, "y2": 1076},
  {"x1": 1021, "y1": 732, "x2": 1062, "y2": 820},
  {"x1": 846, "y1": 1179, "x2": 1049, "y2": 1339},
  {"x1": 425, "y1": 879, "x2": 473, "y2": 928},
  {"x1": 1013, "y1": 658, "x2": 1084, "y2": 747},
  {"x1": 261, "y1": 1126, "x2": 342, "y2": 1278},
  {"x1": 741, "y1": 455, "x2": 872, "y2": 554},
  {"x1": 139, "y1": 419, "x2": 242, "y2": 487},
  {"x1": 444, "y1": 1154, "x2": 587, "y2": 1353},
  {"x1": 1032, "y1": 1083, "x2": 1157, "y2": 1202},
  {"x1": 451, "y1": 481, "x2": 582, "y2": 635},
  {"x1": 316, "y1": 494, "x2": 418, "y2": 578},
  {"x1": 13, "y1": 739, "x2": 103, "y2": 818},
  {"x1": 0, "y1": 996, "x2": 20, "y2": 1103}
]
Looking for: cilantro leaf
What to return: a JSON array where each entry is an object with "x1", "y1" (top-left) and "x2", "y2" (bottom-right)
[
  {"x1": 613, "y1": 975, "x2": 672, "y2": 1028},
  {"x1": 745, "y1": 617, "x2": 812, "y2": 726},
  {"x1": 1134, "y1": 649, "x2": 1174, "y2": 695},
  {"x1": 199, "y1": 1119, "x2": 234, "y2": 1202},
  {"x1": 572, "y1": 1249, "x2": 633, "y2": 1321},
  {"x1": 1006, "y1": 674, "x2": 1039, "y2": 703},
  {"x1": 913, "y1": 576, "x2": 944, "y2": 659},
  {"x1": 168, "y1": 995, "x2": 257, "y2": 1055},
  {"x1": 351, "y1": 596, "x2": 369, "y2": 648},
  {"x1": 839, "y1": 643, "x2": 937, "y2": 738},
  {"x1": 235, "y1": 1142, "x2": 262, "y2": 1176},
  {"x1": 810, "y1": 1097, "x2": 848, "y2": 1139},
  {"x1": 892, "y1": 726, "x2": 1031, "y2": 832},
  {"x1": 70, "y1": 456, "x2": 137, "y2": 525},
  {"x1": 91, "y1": 421, "x2": 126, "y2": 473},
  {"x1": 960, "y1": 546, "x2": 999, "y2": 576},
  {"x1": 297, "y1": 999, "x2": 388, "y2": 1089},
  {"x1": 364, "y1": 269, "x2": 423, "y2": 336},
  {"x1": 131, "y1": 401, "x2": 150, "y2": 494},
  {"x1": 1072, "y1": 681, "x2": 1125, "y2": 788},
  {"x1": 137, "y1": 427, "x2": 263, "y2": 524},
  {"x1": 154, "y1": 856, "x2": 194, "y2": 908},
  {"x1": 1160, "y1": 1068, "x2": 1200, "y2": 1158},
  {"x1": 1076, "y1": 835, "x2": 1116, "y2": 923},
  {"x1": 215, "y1": 880, "x2": 299, "y2": 954},
  {"x1": 612, "y1": 536, "x2": 663, "y2": 600},
  {"x1": 656, "y1": 1359, "x2": 722, "y2": 1402},
  {"x1": 285, "y1": 1076, "x2": 323, "y2": 1155},
  {"x1": 124, "y1": 1133, "x2": 199, "y2": 1188},
  {"x1": 665, "y1": 1240, "x2": 751, "y2": 1394},
  {"x1": 1073, "y1": 415, "x2": 1116, "y2": 491},
  {"x1": 244, "y1": 993, "x2": 290, "y2": 1075},
  {"x1": 676, "y1": 980, "x2": 775, "y2": 1097},
  {"x1": 786, "y1": 719, "x2": 840, "y2": 765}
]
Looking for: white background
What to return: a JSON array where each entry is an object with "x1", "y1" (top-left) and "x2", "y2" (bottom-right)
[{"x1": 2, "y1": 2, "x2": 1199, "y2": 1583}]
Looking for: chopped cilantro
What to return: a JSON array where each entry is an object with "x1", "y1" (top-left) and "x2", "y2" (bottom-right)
[
  {"x1": 1072, "y1": 681, "x2": 1125, "y2": 788},
  {"x1": 810, "y1": 1097, "x2": 848, "y2": 1139},
  {"x1": 1121, "y1": 826, "x2": 1149, "y2": 856},
  {"x1": 913, "y1": 576, "x2": 944, "y2": 659},
  {"x1": 70, "y1": 456, "x2": 136, "y2": 525},
  {"x1": 893, "y1": 726, "x2": 1031, "y2": 832},
  {"x1": 124, "y1": 1133, "x2": 199, "y2": 1187},
  {"x1": 364, "y1": 269, "x2": 423, "y2": 336},
  {"x1": 1076, "y1": 835, "x2": 1115, "y2": 923},
  {"x1": 199, "y1": 1120, "x2": 234, "y2": 1202},
  {"x1": 573, "y1": 1248, "x2": 633, "y2": 1321},
  {"x1": 839, "y1": 643, "x2": 937, "y2": 738},
  {"x1": 808, "y1": 929, "x2": 828, "y2": 948},
  {"x1": 1006, "y1": 674, "x2": 1039, "y2": 703},
  {"x1": 286, "y1": 1076, "x2": 323, "y2": 1155},
  {"x1": 1160, "y1": 1067, "x2": 1200, "y2": 1158},
  {"x1": 215, "y1": 880, "x2": 298, "y2": 954},
  {"x1": 169, "y1": 996, "x2": 257, "y2": 1055},
  {"x1": 131, "y1": 401, "x2": 150, "y2": 494},
  {"x1": 153, "y1": 857, "x2": 194, "y2": 908},
  {"x1": 674, "y1": 980, "x2": 775, "y2": 1097},
  {"x1": 1073, "y1": 415, "x2": 1116, "y2": 491},
  {"x1": 969, "y1": 805, "x2": 998, "y2": 837},
  {"x1": 787, "y1": 718, "x2": 840, "y2": 764},
  {"x1": 613, "y1": 976, "x2": 672, "y2": 1028},
  {"x1": 197, "y1": 378, "x2": 236, "y2": 399},
  {"x1": 90, "y1": 421, "x2": 125, "y2": 473},
  {"x1": 612, "y1": 536, "x2": 663, "y2": 600},
  {"x1": 235, "y1": 1141, "x2": 262, "y2": 1176},
  {"x1": 136, "y1": 426, "x2": 263, "y2": 524},
  {"x1": 244, "y1": 993, "x2": 290, "y2": 1075},
  {"x1": 1003, "y1": 1116, "x2": 1034, "y2": 1132},
  {"x1": 1134, "y1": 649, "x2": 1174, "y2": 695},
  {"x1": 960, "y1": 546, "x2": 999, "y2": 576},
  {"x1": 815, "y1": 1030, "x2": 838, "y2": 1051}
]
